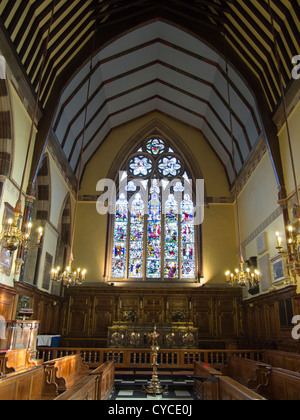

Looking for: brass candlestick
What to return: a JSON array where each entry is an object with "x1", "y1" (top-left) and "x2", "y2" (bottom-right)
[{"x1": 143, "y1": 325, "x2": 167, "y2": 396}]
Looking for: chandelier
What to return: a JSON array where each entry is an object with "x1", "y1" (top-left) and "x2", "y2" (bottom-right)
[
  {"x1": 51, "y1": 254, "x2": 86, "y2": 288},
  {"x1": 0, "y1": 209, "x2": 43, "y2": 256},
  {"x1": 225, "y1": 256, "x2": 260, "y2": 290},
  {"x1": 276, "y1": 222, "x2": 300, "y2": 278},
  {"x1": 223, "y1": 60, "x2": 260, "y2": 293}
]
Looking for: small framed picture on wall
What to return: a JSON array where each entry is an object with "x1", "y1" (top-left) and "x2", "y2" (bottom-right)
[
  {"x1": 270, "y1": 253, "x2": 292, "y2": 287},
  {"x1": 273, "y1": 259, "x2": 284, "y2": 281}
]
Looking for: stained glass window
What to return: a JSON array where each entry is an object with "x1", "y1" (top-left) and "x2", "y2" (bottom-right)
[
  {"x1": 111, "y1": 136, "x2": 197, "y2": 281},
  {"x1": 112, "y1": 194, "x2": 128, "y2": 278},
  {"x1": 181, "y1": 194, "x2": 195, "y2": 278},
  {"x1": 146, "y1": 138, "x2": 165, "y2": 155},
  {"x1": 164, "y1": 194, "x2": 178, "y2": 278},
  {"x1": 147, "y1": 180, "x2": 161, "y2": 278},
  {"x1": 158, "y1": 156, "x2": 182, "y2": 178},
  {"x1": 129, "y1": 156, "x2": 152, "y2": 177},
  {"x1": 128, "y1": 193, "x2": 144, "y2": 278}
]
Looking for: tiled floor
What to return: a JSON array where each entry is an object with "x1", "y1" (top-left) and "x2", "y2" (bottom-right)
[{"x1": 109, "y1": 374, "x2": 200, "y2": 401}]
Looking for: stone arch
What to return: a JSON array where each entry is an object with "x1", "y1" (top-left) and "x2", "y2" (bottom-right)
[
  {"x1": 104, "y1": 118, "x2": 204, "y2": 282},
  {"x1": 51, "y1": 193, "x2": 72, "y2": 295}
]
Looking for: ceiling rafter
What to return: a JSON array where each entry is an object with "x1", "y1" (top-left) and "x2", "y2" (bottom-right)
[{"x1": 0, "y1": 0, "x2": 297, "y2": 191}]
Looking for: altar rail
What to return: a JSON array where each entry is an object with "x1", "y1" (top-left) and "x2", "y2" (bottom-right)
[{"x1": 36, "y1": 348, "x2": 263, "y2": 370}]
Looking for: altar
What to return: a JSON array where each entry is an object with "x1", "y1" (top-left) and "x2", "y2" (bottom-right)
[{"x1": 107, "y1": 322, "x2": 198, "y2": 349}]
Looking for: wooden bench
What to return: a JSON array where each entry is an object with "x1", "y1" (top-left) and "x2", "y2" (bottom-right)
[
  {"x1": 0, "y1": 366, "x2": 45, "y2": 400},
  {"x1": 0, "y1": 349, "x2": 43, "y2": 375},
  {"x1": 193, "y1": 362, "x2": 266, "y2": 401},
  {"x1": 263, "y1": 350, "x2": 300, "y2": 373},
  {"x1": 221, "y1": 356, "x2": 271, "y2": 391},
  {"x1": 43, "y1": 354, "x2": 90, "y2": 397},
  {"x1": 54, "y1": 361, "x2": 115, "y2": 401},
  {"x1": 258, "y1": 367, "x2": 300, "y2": 400},
  {"x1": 194, "y1": 362, "x2": 222, "y2": 400},
  {"x1": 218, "y1": 376, "x2": 266, "y2": 401}
]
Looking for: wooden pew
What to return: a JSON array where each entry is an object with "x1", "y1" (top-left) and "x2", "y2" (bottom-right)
[
  {"x1": 54, "y1": 361, "x2": 115, "y2": 401},
  {"x1": 218, "y1": 376, "x2": 266, "y2": 401},
  {"x1": 0, "y1": 351, "x2": 6, "y2": 377},
  {"x1": 194, "y1": 362, "x2": 222, "y2": 400},
  {"x1": 258, "y1": 367, "x2": 300, "y2": 400},
  {"x1": 0, "y1": 366, "x2": 45, "y2": 400},
  {"x1": 221, "y1": 356, "x2": 271, "y2": 391},
  {"x1": 43, "y1": 354, "x2": 90, "y2": 398},
  {"x1": 193, "y1": 362, "x2": 266, "y2": 401},
  {"x1": 5, "y1": 349, "x2": 42, "y2": 373},
  {"x1": 263, "y1": 350, "x2": 300, "y2": 373}
]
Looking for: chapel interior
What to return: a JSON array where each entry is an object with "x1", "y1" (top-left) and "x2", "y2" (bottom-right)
[{"x1": 0, "y1": 0, "x2": 300, "y2": 401}]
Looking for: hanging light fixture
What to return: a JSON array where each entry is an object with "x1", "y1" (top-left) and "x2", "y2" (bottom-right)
[
  {"x1": 224, "y1": 61, "x2": 260, "y2": 292},
  {"x1": 267, "y1": 0, "x2": 300, "y2": 278},
  {"x1": 51, "y1": 24, "x2": 96, "y2": 288},
  {"x1": 0, "y1": 216, "x2": 42, "y2": 255}
]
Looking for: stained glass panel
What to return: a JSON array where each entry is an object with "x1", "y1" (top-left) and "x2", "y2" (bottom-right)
[
  {"x1": 128, "y1": 194, "x2": 144, "y2": 278},
  {"x1": 146, "y1": 138, "x2": 165, "y2": 155},
  {"x1": 112, "y1": 194, "x2": 128, "y2": 278},
  {"x1": 158, "y1": 156, "x2": 182, "y2": 178},
  {"x1": 181, "y1": 194, "x2": 195, "y2": 278},
  {"x1": 129, "y1": 156, "x2": 152, "y2": 177},
  {"x1": 164, "y1": 194, "x2": 178, "y2": 279},
  {"x1": 147, "y1": 180, "x2": 161, "y2": 278}
]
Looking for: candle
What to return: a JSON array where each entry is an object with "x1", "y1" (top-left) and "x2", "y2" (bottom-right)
[
  {"x1": 37, "y1": 227, "x2": 43, "y2": 244},
  {"x1": 276, "y1": 232, "x2": 282, "y2": 248},
  {"x1": 288, "y1": 226, "x2": 294, "y2": 241},
  {"x1": 27, "y1": 222, "x2": 32, "y2": 237}
]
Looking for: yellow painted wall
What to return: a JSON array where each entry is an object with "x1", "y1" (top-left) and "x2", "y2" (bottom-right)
[{"x1": 0, "y1": 81, "x2": 37, "y2": 288}]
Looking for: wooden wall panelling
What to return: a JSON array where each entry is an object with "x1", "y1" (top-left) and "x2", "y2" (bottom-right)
[
  {"x1": 119, "y1": 295, "x2": 139, "y2": 322},
  {"x1": 166, "y1": 295, "x2": 188, "y2": 323},
  {"x1": 0, "y1": 282, "x2": 64, "y2": 336},
  {"x1": 62, "y1": 287, "x2": 244, "y2": 348},
  {"x1": 0, "y1": 284, "x2": 18, "y2": 321},
  {"x1": 192, "y1": 297, "x2": 213, "y2": 338},
  {"x1": 243, "y1": 286, "x2": 300, "y2": 351},
  {"x1": 216, "y1": 298, "x2": 239, "y2": 339},
  {"x1": 142, "y1": 296, "x2": 164, "y2": 324},
  {"x1": 92, "y1": 295, "x2": 115, "y2": 337},
  {"x1": 65, "y1": 296, "x2": 90, "y2": 337}
]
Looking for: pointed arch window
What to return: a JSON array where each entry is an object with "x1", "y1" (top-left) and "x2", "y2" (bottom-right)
[{"x1": 110, "y1": 135, "x2": 199, "y2": 282}]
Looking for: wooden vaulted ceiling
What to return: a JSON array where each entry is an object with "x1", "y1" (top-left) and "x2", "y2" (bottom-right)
[{"x1": 0, "y1": 0, "x2": 299, "y2": 189}]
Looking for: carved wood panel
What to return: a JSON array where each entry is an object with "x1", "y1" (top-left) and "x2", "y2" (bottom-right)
[
  {"x1": 92, "y1": 296, "x2": 115, "y2": 337},
  {"x1": 142, "y1": 297, "x2": 164, "y2": 324}
]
